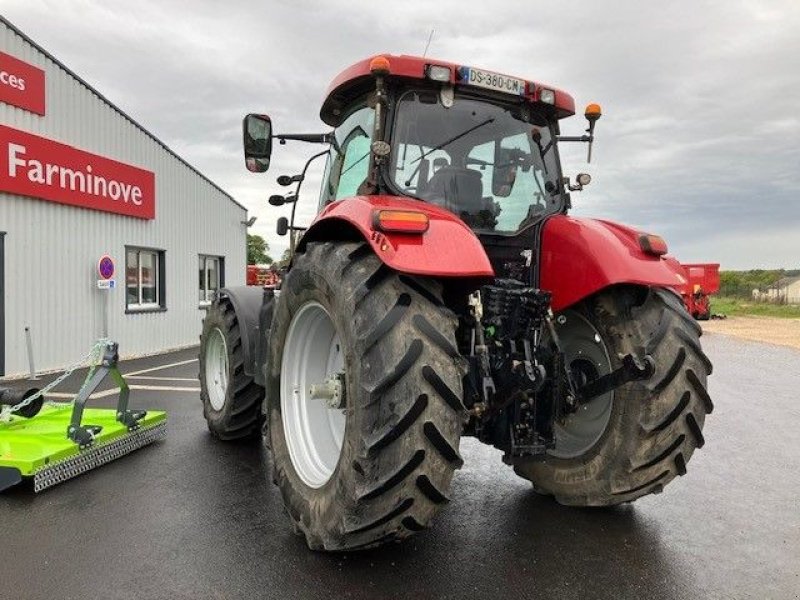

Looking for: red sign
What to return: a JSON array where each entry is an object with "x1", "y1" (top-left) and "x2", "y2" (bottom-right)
[
  {"x1": 0, "y1": 125, "x2": 155, "y2": 219},
  {"x1": 0, "y1": 51, "x2": 45, "y2": 115},
  {"x1": 98, "y1": 255, "x2": 115, "y2": 279}
]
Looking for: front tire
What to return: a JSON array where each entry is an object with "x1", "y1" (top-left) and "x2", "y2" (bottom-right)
[
  {"x1": 267, "y1": 242, "x2": 466, "y2": 551},
  {"x1": 514, "y1": 287, "x2": 714, "y2": 505}
]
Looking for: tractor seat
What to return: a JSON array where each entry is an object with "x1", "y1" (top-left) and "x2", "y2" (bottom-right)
[{"x1": 421, "y1": 167, "x2": 485, "y2": 215}]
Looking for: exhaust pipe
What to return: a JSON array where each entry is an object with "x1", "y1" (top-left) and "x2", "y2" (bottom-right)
[{"x1": 0, "y1": 387, "x2": 44, "y2": 418}]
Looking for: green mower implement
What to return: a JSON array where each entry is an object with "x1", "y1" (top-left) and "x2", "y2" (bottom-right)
[{"x1": 0, "y1": 341, "x2": 166, "y2": 493}]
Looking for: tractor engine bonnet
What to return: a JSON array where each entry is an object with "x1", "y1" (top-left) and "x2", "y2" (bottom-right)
[{"x1": 320, "y1": 54, "x2": 576, "y2": 127}]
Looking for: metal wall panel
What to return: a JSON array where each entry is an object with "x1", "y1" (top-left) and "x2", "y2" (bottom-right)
[{"x1": 0, "y1": 21, "x2": 247, "y2": 376}]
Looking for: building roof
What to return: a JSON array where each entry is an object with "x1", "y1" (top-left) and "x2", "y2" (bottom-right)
[
  {"x1": 0, "y1": 16, "x2": 247, "y2": 214},
  {"x1": 772, "y1": 275, "x2": 800, "y2": 289}
]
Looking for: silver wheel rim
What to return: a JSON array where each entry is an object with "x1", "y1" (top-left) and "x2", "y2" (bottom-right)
[
  {"x1": 280, "y1": 302, "x2": 346, "y2": 489},
  {"x1": 548, "y1": 310, "x2": 614, "y2": 459},
  {"x1": 205, "y1": 327, "x2": 229, "y2": 412}
]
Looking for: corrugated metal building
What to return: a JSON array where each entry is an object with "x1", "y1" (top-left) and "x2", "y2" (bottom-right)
[{"x1": 0, "y1": 18, "x2": 247, "y2": 377}]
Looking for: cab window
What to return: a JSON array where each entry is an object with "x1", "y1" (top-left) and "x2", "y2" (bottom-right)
[{"x1": 320, "y1": 104, "x2": 374, "y2": 204}]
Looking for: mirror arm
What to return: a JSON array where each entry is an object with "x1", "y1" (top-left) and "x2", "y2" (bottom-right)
[
  {"x1": 556, "y1": 135, "x2": 592, "y2": 143},
  {"x1": 556, "y1": 126, "x2": 597, "y2": 163},
  {"x1": 273, "y1": 133, "x2": 334, "y2": 145}
]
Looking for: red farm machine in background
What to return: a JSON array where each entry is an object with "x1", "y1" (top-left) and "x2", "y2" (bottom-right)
[
  {"x1": 246, "y1": 264, "x2": 280, "y2": 287},
  {"x1": 679, "y1": 263, "x2": 720, "y2": 320}
]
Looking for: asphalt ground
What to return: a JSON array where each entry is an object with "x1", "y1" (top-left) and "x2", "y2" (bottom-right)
[{"x1": 1, "y1": 334, "x2": 799, "y2": 600}]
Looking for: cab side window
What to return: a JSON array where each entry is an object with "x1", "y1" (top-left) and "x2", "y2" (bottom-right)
[
  {"x1": 321, "y1": 104, "x2": 374, "y2": 204},
  {"x1": 335, "y1": 128, "x2": 371, "y2": 200}
]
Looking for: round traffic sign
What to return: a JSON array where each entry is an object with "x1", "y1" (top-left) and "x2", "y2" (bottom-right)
[{"x1": 98, "y1": 255, "x2": 115, "y2": 280}]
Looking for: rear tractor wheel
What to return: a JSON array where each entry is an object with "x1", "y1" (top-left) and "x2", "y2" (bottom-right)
[
  {"x1": 267, "y1": 241, "x2": 466, "y2": 550},
  {"x1": 514, "y1": 287, "x2": 713, "y2": 505},
  {"x1": 199, "y1": 300, "x2": 265, "y2": 440}
]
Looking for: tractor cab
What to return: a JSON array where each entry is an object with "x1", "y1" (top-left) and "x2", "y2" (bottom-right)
[
  {"x1": 243, "y1": 55, "x2": 600, "y2": 256},
  {"x1": 324, "y1": 82, "x2": 564, "y2": 233}
]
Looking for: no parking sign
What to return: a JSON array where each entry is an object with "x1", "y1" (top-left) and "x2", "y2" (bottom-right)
[{"x1": 97, "y1": 255, "x2": 116, "y2": 289}]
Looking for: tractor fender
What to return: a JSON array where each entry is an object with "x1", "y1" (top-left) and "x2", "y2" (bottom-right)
[
  {"x1": 297, "y1": 195, "x2": 495, "y2": 278},
  {"x1": 216, "y1": 286, "x2": 268, "y2": 379},
  {"x1": 540, "y1": 215, "x2": 688, "y2": 311}
]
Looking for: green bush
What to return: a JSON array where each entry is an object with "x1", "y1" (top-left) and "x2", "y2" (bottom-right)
[{"x1": 719, "y1": 270, "x2": 794, "y2": 299}]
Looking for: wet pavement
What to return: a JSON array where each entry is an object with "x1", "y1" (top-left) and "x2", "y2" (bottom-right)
[{"x1": 1, "y1": 333, "x2": 799, "y2": 600}]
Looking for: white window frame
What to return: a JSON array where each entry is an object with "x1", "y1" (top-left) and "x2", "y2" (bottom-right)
[
  {"x1": 199, "y1": 255, "x2": 223, "y2": 306},
  {"x1": 126, "y1": 248, "x2": 163, "y2": 311}
]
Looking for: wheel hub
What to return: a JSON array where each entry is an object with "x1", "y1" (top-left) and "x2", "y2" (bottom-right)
[{"x1": 308, "y1": 375, "x2": 345, "y2": 410}]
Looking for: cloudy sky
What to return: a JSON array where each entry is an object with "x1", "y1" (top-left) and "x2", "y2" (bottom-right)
[{"x1": 3, "y1": 0, "x2": 799, "y2": 268}]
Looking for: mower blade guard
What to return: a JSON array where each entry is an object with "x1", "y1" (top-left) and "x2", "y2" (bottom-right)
[{"x1": 0, "y1": 405, "x2": 166, "y2": 492}]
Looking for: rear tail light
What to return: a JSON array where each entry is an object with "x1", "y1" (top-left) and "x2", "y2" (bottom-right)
[
  {"x1": 639, "y1": 234, "x2": 668, "y2": 256},
  {"x1": 373, "y1": 210, "x2": 430, "y2": 234}
]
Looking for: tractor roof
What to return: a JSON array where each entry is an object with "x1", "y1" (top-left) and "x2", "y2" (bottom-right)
[{"x1": 320, "y1": 54, "x2": 576, "y2": 127}]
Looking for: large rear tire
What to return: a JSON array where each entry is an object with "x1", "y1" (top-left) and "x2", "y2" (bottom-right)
[
  {"x1": 513, "y1": 287, "x2": 713, "y2": 505},
  {"x1": 199, "y1": 300, "x2": 265, "y2": 440},
  {"x1": 267, "y1": 242, "x2": 466, "y2": 550}
]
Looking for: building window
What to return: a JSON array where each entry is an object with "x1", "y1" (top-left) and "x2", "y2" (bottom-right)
[
  {"x1": 126, "y1": 247, "x2": 165, "y2": 311},
  {"x1": 199, "y1": 255, "x2": 224, "y2": 305}
]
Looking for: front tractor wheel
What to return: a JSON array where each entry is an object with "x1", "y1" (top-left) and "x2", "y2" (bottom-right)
[
  {"x1": 514, "y1": 287, "x2": 713, "y2": 505},
  {"x1": 267, "y1": 242, "x2": 466, "y2": 551}
]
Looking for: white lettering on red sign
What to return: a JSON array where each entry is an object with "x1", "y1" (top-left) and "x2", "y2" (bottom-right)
[
  {"x1": 0, "y1": 70, "x2": 26, "y2": 90},
  {"x1": 0, "y1": 51, "x2": 45, "y2": 115},
  {"x1": 0, "y1": 125, "x2": 155, "y2": 219},
  {"x1": 8, "y1": 144, "x2": 144, "y2": 205}
]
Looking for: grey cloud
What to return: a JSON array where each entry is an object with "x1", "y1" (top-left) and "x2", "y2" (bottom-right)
[{"x1": 4, "y1": 0, "x2": 799, "y2": 267}]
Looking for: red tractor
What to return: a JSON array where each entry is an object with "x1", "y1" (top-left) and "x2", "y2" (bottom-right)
[{"x1": 199, "y1": 55, "x2": 713, "y2": 551}]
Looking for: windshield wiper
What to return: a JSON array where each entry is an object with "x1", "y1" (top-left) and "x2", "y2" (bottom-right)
[
  {"x1": 410, "y1": 117, "x2": 495, "y2": 165},
  {"x1": 403, "y1": 117, "x2": 496, "y2": 187},
  {"x1": 340, "y1": 151, "x2": 370, "y2": 177}
]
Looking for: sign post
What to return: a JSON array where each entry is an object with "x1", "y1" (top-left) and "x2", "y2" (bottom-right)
[{"x1": 96, "y1": 255, "x2": 116, "y2": 338}]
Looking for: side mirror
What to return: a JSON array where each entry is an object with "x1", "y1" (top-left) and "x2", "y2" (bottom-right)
[
  {"x1": 276, "y1": 217, "x2": 288, "y2": 236},
  {"x1": 243, "y1": 114, "x2": 273, "y2": 173}
]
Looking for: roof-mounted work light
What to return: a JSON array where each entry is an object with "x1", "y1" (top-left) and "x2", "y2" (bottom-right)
[
  {"x1": 426, "y1": 64, "x2": 451, "y2": 82},
  {"x1": 539, "y1": 88, "x2": 556, "y2": 104}
]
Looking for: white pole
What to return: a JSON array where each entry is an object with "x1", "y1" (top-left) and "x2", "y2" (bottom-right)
[{"x1": 25, "y1": 326, "x2": 38, "y2": 380}]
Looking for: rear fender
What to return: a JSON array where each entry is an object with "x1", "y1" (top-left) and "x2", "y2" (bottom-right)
[
  {"x1": 540, "y1": 215, "x2": 688, "y2": 311},
  {"x1": 297, "y1": 196, "x2": 494, "y2": 278}
]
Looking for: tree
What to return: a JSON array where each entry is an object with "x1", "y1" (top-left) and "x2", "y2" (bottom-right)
[
  {"x1": 247, "y1": 233, "x2": 273, "y2": 265},
  {"x1": 275, "y1": 247, "x2": 293, "y2": 269}
]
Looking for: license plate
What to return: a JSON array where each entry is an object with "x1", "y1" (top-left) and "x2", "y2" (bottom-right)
[{"x1": 460, "y1": 67, "x2": 526, "y2": 96}]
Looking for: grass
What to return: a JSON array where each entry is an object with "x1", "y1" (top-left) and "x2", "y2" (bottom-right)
[{"x1": 711, "y1": 296, "x2": 800, "y2": 318}]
